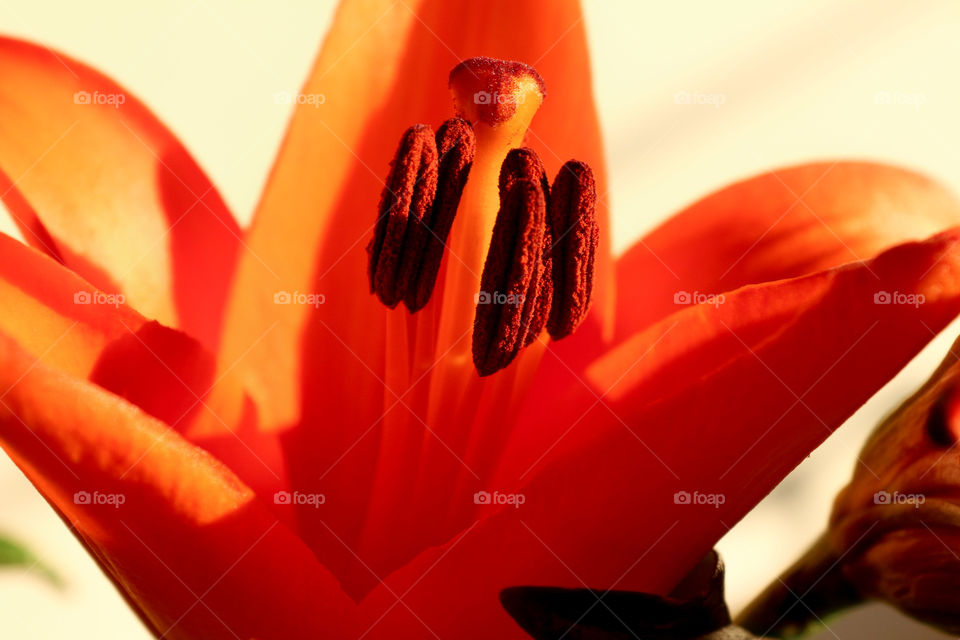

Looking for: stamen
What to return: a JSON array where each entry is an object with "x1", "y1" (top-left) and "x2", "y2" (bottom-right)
[
  {"x1": 368, "y1": 124, "x2": 438, "y2": 308},
  {"x1": 473, "y1": 160, "x2": 547, "y2": 377},
  {"x1": 500, "y1": 148, "x2": 553, "y2": 347},
  {"x1": 368, "y1": 58, "x2": 598, "y2": 379},
  {"x1": 523, "y1": 230, "x2": 553, "y2": 348},
  {"x1": 404, "y1": 118, "x2": 476, "y2": 312},
  {"x1": 546, "y1": 161, "x2": 599, "y2": 339},
  {"x1": 499, "y1": 146, "x2": 550, "y2": 196}
]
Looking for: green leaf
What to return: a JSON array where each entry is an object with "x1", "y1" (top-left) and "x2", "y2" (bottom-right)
[{"x1": 0, "y1": 534, "x2": 64, "y2": 589}]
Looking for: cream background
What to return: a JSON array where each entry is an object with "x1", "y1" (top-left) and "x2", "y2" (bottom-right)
[{"x1": 1, "y1": 0, "x2": 959, "y2": 637}]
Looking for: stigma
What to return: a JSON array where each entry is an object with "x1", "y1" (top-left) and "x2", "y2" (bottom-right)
[{"x1": 367, "y1": 57, "x2": 598, "y2": 376}]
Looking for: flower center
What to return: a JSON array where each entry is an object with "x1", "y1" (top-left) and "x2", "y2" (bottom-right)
[
  {"x1": 367, "y1": 56, "x2": 598, "y2": 376},
  {"x1": 353, "y1": 58, "x2": 600, "y2": 594}
]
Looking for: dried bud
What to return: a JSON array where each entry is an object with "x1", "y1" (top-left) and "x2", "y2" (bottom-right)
[{"x1": 739, "y1": 334, "x2": 960, "y2": 636}]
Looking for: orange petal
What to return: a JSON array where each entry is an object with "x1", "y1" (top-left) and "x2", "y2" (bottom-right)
[
  {"x1": 0, "y1": 232, "x2": 286, "y2": 503},
  {"x1": 359, "y1": 229, "x2": 960, "y2": 639},
  {"x1": 0, "y1": 331, "x2": 359, "y2": 639},
  {"x1": 614, "y1": 162, "x2": 960, "y2": 341},
  {"x1": 0, "y1": 38, "x2": 240, "y2": 348},
  {"x1": 217, "y1": 0, "x2": 610, "y2": 432},
  {"x1": 0, "y1": 232, "x2": 217, "y2": 429}
]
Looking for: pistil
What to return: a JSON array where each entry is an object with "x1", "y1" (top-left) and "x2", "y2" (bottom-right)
[{"x1": 431, "y1": 57, "x2": 547, "y2": 377}]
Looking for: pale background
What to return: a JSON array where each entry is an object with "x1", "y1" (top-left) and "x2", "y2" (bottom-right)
[{"x1": 1, "y1": 1, "x2": 959, "y2": 637}]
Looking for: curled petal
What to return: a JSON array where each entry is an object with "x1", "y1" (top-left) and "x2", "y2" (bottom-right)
[
  {"x1": 0, "y1": 232, "x2": 214, "y2": 430},
  {"x1": 0, "y1": 332, "x2": 359, "y2": 639},
  {"x1": 0, "y1": 38, "x2": 240, "y2": 348},
  {"x1": 614, "y1": 162, "x2": 960, "y2": 341}
]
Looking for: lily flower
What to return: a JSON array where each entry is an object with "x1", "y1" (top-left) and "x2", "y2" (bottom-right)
[
  {"x1": 2, "y1": 1, "x2": 960, "y2": 638},
  {"x1": 739, "y1": 334, "x2": 960, "y2": 637}
]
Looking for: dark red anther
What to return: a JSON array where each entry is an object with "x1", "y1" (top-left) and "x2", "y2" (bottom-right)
[
  {"x1": 368, "y1": 124, "x2": 438, "y2": 308},
  {"x1": 499, "y1": 149, "x2": 553, "y2": 347},
  {"x1": 368, "y1": 119, "x2": 475, "y2": 311},
  {"x1": 473, "y1": 156, "x2": 548, "y2": 377},
  {"x1": 405, "y1": 118, "x2": 476, "y2": 311},
  {"x1": 546, "y1": 160, "x2": 598, "y2": 339},
  {"x1": 522, "y1": 229, "x2": 553, "y2": 348},
  {"x1": 369, "y1": 114, "x2": 598, "y2": 377},
  {"x1": 499, "y1": 147, "x2": 550, "y2": 197}
]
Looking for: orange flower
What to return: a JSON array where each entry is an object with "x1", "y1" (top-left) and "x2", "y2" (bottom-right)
[{"x1": 2, "y1": 1, "x2": 960, "y2": 638}]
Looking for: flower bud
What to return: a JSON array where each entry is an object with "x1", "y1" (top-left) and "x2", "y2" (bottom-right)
[{"x1": 739, "y1": 335, "x2": 960, "y2": 636}]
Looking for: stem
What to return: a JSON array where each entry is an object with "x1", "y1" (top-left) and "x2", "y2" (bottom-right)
[{"x1": 736, "y1": 533, "x2": 864, "y2": 637}]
